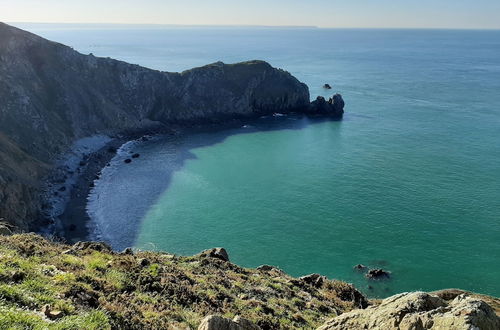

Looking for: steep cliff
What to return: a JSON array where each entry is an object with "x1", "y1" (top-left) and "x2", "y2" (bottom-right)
[{"x1": 0, "y1": 22, "x2": 318, "y2": 230}]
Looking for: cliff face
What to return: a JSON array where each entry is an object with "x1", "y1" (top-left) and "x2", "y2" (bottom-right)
[{"x1": 0, "y1": 22, "x2": 311, "y2": 229}]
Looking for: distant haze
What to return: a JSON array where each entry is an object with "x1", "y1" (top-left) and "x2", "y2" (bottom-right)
[{"x1": 2, "y1": 0, "x2": 500, "y2": 29}]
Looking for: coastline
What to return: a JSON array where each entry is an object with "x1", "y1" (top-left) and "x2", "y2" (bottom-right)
[{"x1": 45, "y1": 114, "x2": 340, "y2": 245}]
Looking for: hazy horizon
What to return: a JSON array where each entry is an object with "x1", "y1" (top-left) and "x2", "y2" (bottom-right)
[
  {"x1": 5, "y1": 22, "x2": 500, "y2": 31},
  {"x1": 2, "y1": 0, "x2": 500, "y2": 30}
]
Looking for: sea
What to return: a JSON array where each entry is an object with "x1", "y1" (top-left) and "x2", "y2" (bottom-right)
[{"x1": 15, "y1": 23, "x2": 500, "y2": 298}]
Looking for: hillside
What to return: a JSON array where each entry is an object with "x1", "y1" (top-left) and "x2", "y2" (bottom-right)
[
  {"x1": 0, "y1": 234, "x2": 365, "y2": 329},
  {"x1": 0, "y1": 234, "x2": 499, "y2": 329}
]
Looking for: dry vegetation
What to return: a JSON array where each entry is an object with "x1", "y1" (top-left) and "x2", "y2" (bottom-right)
[{"x1": 0, "y1": 234, "x2": 367, "y2": 329}]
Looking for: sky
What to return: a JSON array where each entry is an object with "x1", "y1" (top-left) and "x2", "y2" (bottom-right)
[{"x1": 1, "y1": 0, "x2": 500, "y2": 29}]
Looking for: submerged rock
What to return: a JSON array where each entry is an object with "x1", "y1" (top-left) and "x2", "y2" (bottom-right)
[
  {"x1": 353, "y1": 264, "x2": 367, "y2": 271},
  {"x1": 365, "y1": 268, "x2": 391, "y2": 280},
  {"x1": 317, "y1": 292, "x2": 500, "y2": 330}
]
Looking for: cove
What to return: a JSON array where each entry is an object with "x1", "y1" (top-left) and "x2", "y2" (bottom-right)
[{"x1": 88, "y1": 112, "x2": 500, "y2": 298}]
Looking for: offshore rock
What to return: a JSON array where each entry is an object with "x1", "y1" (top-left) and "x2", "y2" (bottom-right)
[
  {"x1": 317, "y1": 291, "x2": 500, "y2": 330},
  {"x1": 0, "y1": 22, "x2": 310, "y2": 230},
  {"x1": 308, "y1": 94, "x2": 344, "y2": 117},
  {"x1": 365, "y1": 268, "x2": 391, "y2": 280}
]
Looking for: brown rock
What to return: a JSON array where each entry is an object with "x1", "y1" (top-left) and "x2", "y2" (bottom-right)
[
  {"x1": 300, "y1": 273, "x2": 327, "y2": 288},
  {"x1": 317, "y1": 292, "x2": 500, "y2": 330},
  {"x1": 71, "y1": 241, "x2": 113, "y2": 253},
  {"x1": 198, "y1": 315, "x2": 259, "y2": 330},
  {"x1": 199, "y1": 248, "x2": 230, "y2": 262},
  {"x1": 42, "y1": 305, "x2": 64, "y2": 320}
]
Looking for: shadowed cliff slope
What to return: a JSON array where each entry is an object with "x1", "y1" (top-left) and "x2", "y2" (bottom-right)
[{"x1": 0, "y1": 22, "x2": 311, "y2": 230}]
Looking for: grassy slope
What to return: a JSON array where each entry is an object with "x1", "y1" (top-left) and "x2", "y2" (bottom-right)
[{"x1": 0, "y1": 234, "x2": 366, "y2": 329}]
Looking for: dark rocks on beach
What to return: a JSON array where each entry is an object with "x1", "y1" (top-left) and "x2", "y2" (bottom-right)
[
  {"x1": 124, "y1": 159, "x2": 132, "y2": 164},
  {"x1": 132, "y1": 153, "x2": 140, "y2": 158},
  {"x1": 365, "y1": 268, "x2": 391, "y2": 280},
  {"x1": 323, "y1": 83, "x2": 332, "y2": 89}
]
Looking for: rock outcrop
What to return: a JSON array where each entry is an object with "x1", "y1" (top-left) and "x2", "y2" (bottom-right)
[
  {"x1": 317, "y1": 291, "x2": 500, "y2": 330},
  {"x1": 0, "y1": 22, "x2": 315, "y2": 230},
  {"x1": 308, "y1": 94, "x2": 345, "y2": 116},
  {"x1": 199, "y1": 247, "x2": 230, "y2": 262},
  {"x1": 198, "y1": 315, "x2": 259, "y2": 330}
]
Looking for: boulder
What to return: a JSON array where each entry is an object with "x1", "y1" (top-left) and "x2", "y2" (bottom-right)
[
  {"x1": 199, "y1": 248, "x2": 230, "y2": 262},
  {"x1": 42, "y1": 305, "x2": 64, "y2": 320},
  {"x1": 256, "y1": 265, "x2": 284, "y2": 273},
  {"x1": 317, "y1": 292, "x2": 500, "y2": 330},
  {"x1": 121, "y1": 247, "x2": 134, "y2": 255},
  {"x1": 300, "y1": 273, "x2": 327, "y2": 288},
  {"x1": 137, "y1": 258, "x2": 150, "y2": 267},
  {"x1": 323, "y1": 83, "x2": 332, "y2": 89},
  {"x1": 71, "y1": 241, "x2": 113, "y2": 253},
  {"x1": 198, "y1": 315, "x2": 259, "y2": 330}
]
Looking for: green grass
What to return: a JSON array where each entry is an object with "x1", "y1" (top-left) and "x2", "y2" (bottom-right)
[{"x1": 0, "y1": 233, "x2": 368, "y2": 329}]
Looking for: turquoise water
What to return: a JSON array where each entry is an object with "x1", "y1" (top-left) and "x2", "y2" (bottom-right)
[{"x1": 19, "y1": 24, "x2": 500, "y2": 297}]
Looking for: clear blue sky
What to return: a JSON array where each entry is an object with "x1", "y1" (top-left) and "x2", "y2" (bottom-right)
[{"x1": 1, "y1": 0, "x2": 500, "y2": 29}]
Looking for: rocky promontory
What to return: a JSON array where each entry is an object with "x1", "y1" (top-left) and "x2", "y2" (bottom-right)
[{"x1": 0, "y1": 22, "x2": 343, "y2": 231}]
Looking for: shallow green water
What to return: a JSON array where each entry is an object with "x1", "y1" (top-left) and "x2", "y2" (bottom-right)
[
  {"x1": 133, "y1": 113, "x2": 500, "y2": 297},
  {"x1": 26, "y1": 25, "x2": 500, "y2": 297}
]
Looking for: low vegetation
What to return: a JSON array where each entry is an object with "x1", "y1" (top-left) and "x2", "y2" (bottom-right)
[{"x1": 0, "y1": 234, "x2": 366, "y2": 329}]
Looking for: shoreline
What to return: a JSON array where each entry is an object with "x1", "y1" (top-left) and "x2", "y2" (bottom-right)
[{"x1": 44, "y1": 114, "x2": 340, "y2": 245}]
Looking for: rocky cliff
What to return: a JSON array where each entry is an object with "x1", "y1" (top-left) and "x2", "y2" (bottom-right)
[{"x1": 0, "y1": 22, "x2": 343, "y2": 230}]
